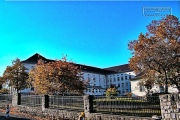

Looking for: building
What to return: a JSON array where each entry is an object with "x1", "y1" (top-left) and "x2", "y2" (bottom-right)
[
  {"x1": 20, "y1": 53, "x2": 135, "y2": 96},
  {"x1": 130, "y1": 74, "x2": 179, "y2": 97}
]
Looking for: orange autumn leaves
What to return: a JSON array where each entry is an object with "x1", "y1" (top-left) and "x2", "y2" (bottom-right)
[
  {"x1": 128, "y1": 15, "x2": 180, "y2": 92},
  {"x1": 0, "y1": 59, "x2": 28, "y2": 92},
  {"x1": 28, "y1": 56, "x2": 86, "y2": 95}
]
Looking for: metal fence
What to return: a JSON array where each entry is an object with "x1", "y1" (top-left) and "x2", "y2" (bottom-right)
[
  {"x1": 0, "y1": 94, "x2": 12, "y2": 108},
  {"x1": 21, "y1": 95, "x2": 42, "y2": 107},
  {"x1": 49, "y1": 95, "x2": 84, "y2": 112},
  {"x1": 93, "y1": 96, "x2": 161, "y2": 117},
  {"x1": 0, "y1": 94, "x2": 12, "y2": 101}
]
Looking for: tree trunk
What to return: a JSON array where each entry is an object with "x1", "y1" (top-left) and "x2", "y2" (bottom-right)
[
  {"x1": 164, "y1": 71, "x2": 168, "y2": 93},
  {"x1": 177, "y1": 87, "x2": 180, "y2": 93}
]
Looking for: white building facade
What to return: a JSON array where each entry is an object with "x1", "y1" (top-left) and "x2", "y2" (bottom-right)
[
  {"x1": 130, "y1": 76, "x2": 179, "y2": 97},
  {"x1": 20, "y1": 53, "x2": 135, "y2": 96}
]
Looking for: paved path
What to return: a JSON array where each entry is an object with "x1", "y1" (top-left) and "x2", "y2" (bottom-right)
[{"x1": 0, "y1": 112, "x2": 32, "y2": 120}]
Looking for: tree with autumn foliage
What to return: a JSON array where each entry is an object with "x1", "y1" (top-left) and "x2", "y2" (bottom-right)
[
  {"x1": 28, "y1": 56, "x2": 87, "y2": 95},
  {"x1": 0, "y1": 58, "x2": 29, "y2": 93},
  {"x1": 0, "y1": 76, "x2": 5, "y2": 90},
  {"x1": 105, "y1": 84, "x2": 118, "y2": 98},
  {"x1": 128, "y1": 15, "x2": 180, "y2": 93}
]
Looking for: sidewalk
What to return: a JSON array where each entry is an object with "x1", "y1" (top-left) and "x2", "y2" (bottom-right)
[
  {"x1": 0, "y1": 107, "x2": 46, "y2": 120},
  {"x1": 0, "y1": 100, "x2": 47, "y2": 120}
]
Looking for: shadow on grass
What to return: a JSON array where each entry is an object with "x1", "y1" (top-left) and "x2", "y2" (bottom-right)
[{"x1": 0, "y1": 116, "x2": 31, "y2": 120}]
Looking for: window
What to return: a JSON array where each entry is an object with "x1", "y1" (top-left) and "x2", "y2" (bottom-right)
[
  {"x1": 126, "y1": 89, "x2": 128, "y2": 92},
  {"x1": 110, "y1": 78, "x2": 112, "y2": 82},
  {"x1": 122, "y1": 83, "x2": 124, "y2": 88},
  {"x1": 121, "y1": 76, "x2": 124, "y2": 81},
  {"x1": 113, "y1": 78, "x2": 116, "y2": 82},
  {"x1": 119, "y1": 90, "x2": 121, "y2": 94},
  {"x1": 126, "y1": 82, "x2": 128, "y2": 86},
  {"x1": 129, "y1": 75, "x2": 131, "y2": 79},
  {"x1": 160, "y1": 86, "x2": 165, "y2": 92},
  {"x1": 139, "y1": 86, "x2": 144, "y2": 92},
  {"x1": 117, "y1": 77, "x2": 120, "y2": 81},
  {"x1": 125, "y1": 76, "x2": 127, "y2": 80},
  {"x1": 118, "y1": 84, "x2": 120, "y2": 87},
  {"x1": 92, "y1": 89, "x2": 95, "y2": 94},
  {"x1": 30, "y1": 87, "x2": 34, "y2": 91}
]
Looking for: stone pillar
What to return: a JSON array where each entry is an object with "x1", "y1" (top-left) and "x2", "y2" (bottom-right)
[
  {"x1": 84, "y1": 95, "x2": 93, "y2": 113},
  {"x1": 159, "y1": 94, "x2": 180, "y2": 120},
  {"x1": 84, "y1": 95, "x2": 93, "y2": 120},
  {"x1": 42, "y1": 95, "x2": 49, "y2": 111},
  {"x1": 12, "y1": 93, "x2": 21, "y2": 106}
]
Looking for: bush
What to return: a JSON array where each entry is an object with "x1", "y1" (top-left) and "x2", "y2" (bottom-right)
[
  {"x1": 105, "y1": 87, "x2": 118, "y2": 98},
  {"x1": 124, "y1": 92, "x2": 132, "y2": 97},
  {"x1": 0, "y1": 88, "x2": 9, "y2": 94}
]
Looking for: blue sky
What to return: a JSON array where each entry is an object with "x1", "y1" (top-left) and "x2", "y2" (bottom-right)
[{"x1": 0, "y1": 1, "x2": 179, "y2": 75}]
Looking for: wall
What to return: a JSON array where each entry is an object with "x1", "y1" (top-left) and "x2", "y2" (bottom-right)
[
  {"x1": 159, "y1": 94, "x2": 180, "y2": 120},
  {"x1": 17, "y1": 105, "x2": 79, "y2": 120},
  {"x1": 13, "y1": 94, "x2": 156, "y2": 120},
  {"x1": 130, "y1": 78, "x2": 179, "y2": 97},
  {"x1": 130, "y1": 79, "x2": 146, "y2": 97},
  {"x1": 83, "y1": 72, "x2": 107, "y2": 96}
]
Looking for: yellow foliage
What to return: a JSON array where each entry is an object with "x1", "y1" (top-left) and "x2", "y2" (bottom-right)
[
  {"x1": 79, "y1": 112, "x2": 85, "y2": 117},
  {"x1": 28, "y1": 57, "x2": 86, "y2": 95}
]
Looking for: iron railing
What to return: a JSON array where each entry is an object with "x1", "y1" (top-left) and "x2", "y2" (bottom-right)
[
  {"x1": 0, "y1": 94, "x2": 12, "y2": 101},
  {"x1": 21, "y1": 95, "x2": 42, "y2": 107},
  {"x1": 49, "y1": 95, "x2": 84, "y2": 112},
  {"x1": 93, "y1": 96, "x2": 161, "y2": 117}
]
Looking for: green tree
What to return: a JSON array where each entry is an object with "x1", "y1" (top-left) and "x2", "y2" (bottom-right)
[
  {"x1": 128, "y1": 15, "x2": 180, "y2": 93},
  {"x1": 28, "y1": 56, "x2": 86, "y2": 95},
  {"x1": 1, "y1": 58, "x2": 28, "y2": 93}
]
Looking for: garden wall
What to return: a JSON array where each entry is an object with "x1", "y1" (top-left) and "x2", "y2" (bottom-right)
[
  {"x1": 12, "y1": 94, "x2": 160, "y2": 120},
  {"x1": 159, "y1": 94, "x2": 180, "y2": 120},
  {"x1": 16, "y1": 105, "x2": 154, "y2": 120}
]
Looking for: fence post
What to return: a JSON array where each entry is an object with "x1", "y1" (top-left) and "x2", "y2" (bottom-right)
[
  {"x1": 12, "y1": 93, "x2": 21, "y2": 106},
  {"x1": 42, "y1": 95, "x2": 49, "y2": 111},
  {"x1": 18, "y1": 93, "x2": 21, "y2": 105},
  {"x1": 45, "y1": 95, "x2": 49, "y2": 108},
  {"x1": 84, "y1": 95, "x2": 93, "y2": 120}
]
